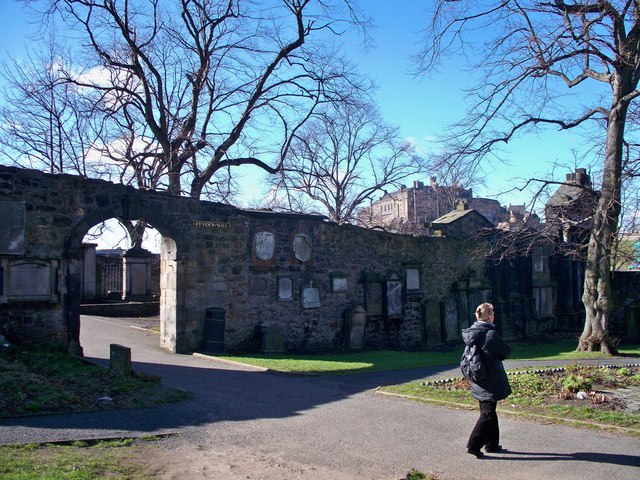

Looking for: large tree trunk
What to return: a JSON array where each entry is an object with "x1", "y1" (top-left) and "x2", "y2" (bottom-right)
[
  {"x1": 167, "y1": 170, "x2": 181, "y2": 196},
  {"x1": 578, "y1": 86, "x2": 627, "y2": 354}
]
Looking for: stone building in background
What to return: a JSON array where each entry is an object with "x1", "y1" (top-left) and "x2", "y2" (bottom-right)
[{"x1": 359, "y1": 176, "x2": 512, "y2": 234}]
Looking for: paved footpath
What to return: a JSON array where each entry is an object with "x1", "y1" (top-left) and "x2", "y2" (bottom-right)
[{"x1": 1, "y1": 315, "x2": 639, "y2": 479}]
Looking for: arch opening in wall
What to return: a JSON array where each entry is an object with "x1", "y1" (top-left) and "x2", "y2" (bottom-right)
[
  {"x1": 82, "y1": 218, "x2": 161, "y2": 302},
  {"x1": 65, "y1": 212, "x2": 183, "y2": 355}
]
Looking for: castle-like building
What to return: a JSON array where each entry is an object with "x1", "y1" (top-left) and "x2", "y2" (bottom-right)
[{"x1": 359, "y1": 176, "x2": 530, "y2": 233}]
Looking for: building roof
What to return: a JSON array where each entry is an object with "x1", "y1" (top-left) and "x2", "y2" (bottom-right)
[
  {"x1": 431, "y1": 208, "x2": 492, "y2": 227},
  {"x1": 546, "y1": 184, "x2": 588, "y2": 209}
]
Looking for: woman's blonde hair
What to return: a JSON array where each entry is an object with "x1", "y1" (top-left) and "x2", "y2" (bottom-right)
[{"x1": 475, "y1": 302, "x2": 494, "y2": 322}]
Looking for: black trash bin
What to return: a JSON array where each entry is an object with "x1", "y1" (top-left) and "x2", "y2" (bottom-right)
[{"x1": 203, "y1": 307, "x2": 226, "y2": 353}]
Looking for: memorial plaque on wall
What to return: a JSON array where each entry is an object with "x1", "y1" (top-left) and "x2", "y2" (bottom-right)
[
  {"x1": 0, "y1": 201, "x2": 25, "y2": 254},
  {"x1": 386, "y1": 280, "x2": 403, "y2": 317},
  {"x1": 331, "y1": 276, "x2": 348, "y2": 293},
  {"x1": 302, "y1": 286, "x2": 321, "y2": 308},
  {"x1": 405, "y1": 268, "x2": 420, "y2": 290},
  {"x1": 8, "y1": 261, "x2": 51, "y2": 297},
  {"x1": 278, "y1": 277, "x2": 293, "y2": 301},
  {"x1": 253, "y1": 231, "x2": 275, "y2": 261},
  {"x1": 293, "y1": 234, "x2": 312, "y2": 262}
]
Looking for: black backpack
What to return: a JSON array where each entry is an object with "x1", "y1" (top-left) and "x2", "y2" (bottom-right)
[{"x1": 460, "y1": 341, "x2": 487, "y2": 382}]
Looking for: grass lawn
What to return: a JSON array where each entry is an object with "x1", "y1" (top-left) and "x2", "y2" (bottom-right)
[
  {"x1": 0, "y1": 439, "x2": 158, "y2": 480},
  {"x1": 213, "y1": 340, "x2": 640, "y2": 375},
  {"x1": 0, "y1": 343, "x2": 189, "y2": 418},
  {"x1": 380, "y1": 364, "x2": 640, "y2": 435}
]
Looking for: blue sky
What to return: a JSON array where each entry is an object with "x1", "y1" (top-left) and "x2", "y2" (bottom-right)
[
  {"x1": 349, "y1": 1, "x2": 589, "y2": 206},
  {"x1": 0, "y1": 0, "x2": 591, "y2": 210}
]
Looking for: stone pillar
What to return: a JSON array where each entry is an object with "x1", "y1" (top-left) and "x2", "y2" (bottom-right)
[
  {"x1": 82, "y1": 243, "x2": 97, "y2": 301},
  {"x1": 65, "y1": 250, "x2": 84, "y2": 356},
  {"x1": 160, "y1": 237, "x2": 185, "y2": 353},
  {"x1": 122, "y1": 246, "x2": 155, "y2": 301}
]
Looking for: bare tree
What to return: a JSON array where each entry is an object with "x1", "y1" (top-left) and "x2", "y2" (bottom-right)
[
  {"x1": 0, "y1": 33, "x2": 102, "y2": 177},
  {"x1": 419, "y1": 1, "x2": 640, "y2": 353},
  {"x1": 24, "y1": 0, "x2": 368, "y2": 199},
  {"x1": 0, "y1": 28, "x2": 155, "y2": 249},
  {"x1": 266, "y1": 101, "x2": 425, "y2": 223}
]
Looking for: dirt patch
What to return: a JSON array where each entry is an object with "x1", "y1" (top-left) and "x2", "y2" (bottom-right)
[
  {"x1": 526, "y1": 366, "x2": 640, "y2": 414},
  {"x1": 136, "y1": 442, "x2": 366, "y2": 480}
]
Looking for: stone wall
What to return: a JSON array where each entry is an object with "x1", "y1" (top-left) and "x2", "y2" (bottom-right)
[
  {"x1": 611, "y1": 271, "x2": 640, "y2": 342},
  {"x1": 0, "y1": 165, "x2": 513, "y2": 354}
]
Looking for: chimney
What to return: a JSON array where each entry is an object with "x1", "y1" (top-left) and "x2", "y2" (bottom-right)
[
  {"x1": 575, "y1": 168, "x2": 588, "y2": 186},
  {"x1": 413, "y1": 180, "x2": 424, "y2": 189},
  {"x1": 566, "y1": 168, "x2": 590, "y2": 186},
  {"x1": 430, "y1": 176, "x2": 437, "y2": 188},
  {"x1": 456, "y1": 200, "x2": 469, "y2": 211}
]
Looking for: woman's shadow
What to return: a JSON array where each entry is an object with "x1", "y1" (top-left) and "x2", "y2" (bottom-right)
[{"x1": 487, "y1": 449, "x2": 639, "y2": 467}]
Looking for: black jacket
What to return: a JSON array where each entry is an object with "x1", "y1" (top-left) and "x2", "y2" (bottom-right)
[{"x1": 461, "y1": 321, "x2": 512, "y2": 402}]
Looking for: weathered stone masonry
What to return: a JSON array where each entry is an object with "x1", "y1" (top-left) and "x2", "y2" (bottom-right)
[{"x1": 0, "y1": 165, "x2": 498, "y2": 354}]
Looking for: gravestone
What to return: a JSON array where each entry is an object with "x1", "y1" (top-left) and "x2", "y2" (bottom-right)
[
  {"x1": 443, "y1": 296, "x2": 459, "y2": 341},
  {"x1": 262, "y1": 325, "x2": 284, "y2": 353},
  {"x1": 302, "y1": 283, "x2": 320, "y2": 308},
  {"x1": 110, "y1": 344, "x2": 132, "y2": 376},
  {"x1": 278, "y1": 277, "x2": 293, "y2": 301},
  {"x1": 348, "y1": 305, "x2": 366, "y2": 350}
]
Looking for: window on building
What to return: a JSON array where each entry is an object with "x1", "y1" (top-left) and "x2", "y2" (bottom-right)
[{"x1": 533, "y1": 247, "x2": 546, "y2": 274}]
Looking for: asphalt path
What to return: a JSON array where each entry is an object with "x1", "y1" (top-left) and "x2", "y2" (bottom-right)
[{"x1": 1, "y1": 315, "x2": 639, "y2": 479}]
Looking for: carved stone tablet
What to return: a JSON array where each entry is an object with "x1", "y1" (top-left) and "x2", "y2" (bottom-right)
[
  {"x1": 293, "y1": 234, "x2": 312, "y2": 262},
  {"x1": 8, "y1": 261, "x2": 51, "y2": 297},
  {"x1": 253, "y1": 231, "x2": 275, "y2": 261},
  {"x1": 387, "y1": 279, "x2": 403, "y2": 317},
  {"x1": 302, "y1": 286, "x2": 320, "y2": 308},
  {"x1": 406, "y1": 268, "x2": 420, "y2": 290},
  {"x1": 278, "y1": 277, "x2": 293, "y2": 301},
  {"x1": 332, "y1": 276, "x2": 348, "y2": 293}
]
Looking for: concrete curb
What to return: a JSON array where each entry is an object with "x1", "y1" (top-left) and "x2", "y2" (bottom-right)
[
  {"x1": 192, "y1": 352, "x2": 269, "y2": 372},
  {"x1": 375, "y1": 389, "x2": 640, "y2": 436}
]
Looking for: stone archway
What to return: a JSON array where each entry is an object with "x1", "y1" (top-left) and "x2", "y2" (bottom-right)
[{"x1": 63, "y1": 204, "x2": 188, "y2": 354}]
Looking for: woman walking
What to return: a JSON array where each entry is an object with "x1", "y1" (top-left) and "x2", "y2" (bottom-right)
[{"x1": 462, "y1": 302, "x2": 512, "y2": 458}]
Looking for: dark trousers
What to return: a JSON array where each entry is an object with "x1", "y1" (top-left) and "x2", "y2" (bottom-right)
[{"x1": 467, "y1": 400, "x2": 500, "y2": 451}]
